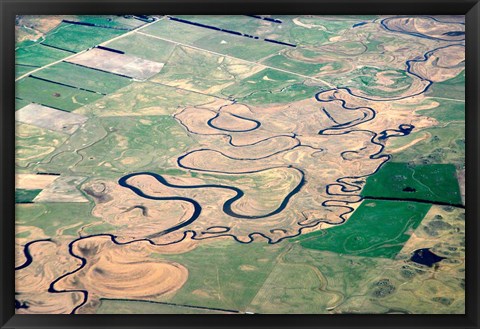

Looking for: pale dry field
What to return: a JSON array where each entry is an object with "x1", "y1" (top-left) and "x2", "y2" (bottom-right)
[{"x1": 66, "y1": 48, "x2": 164, "y2": 80}]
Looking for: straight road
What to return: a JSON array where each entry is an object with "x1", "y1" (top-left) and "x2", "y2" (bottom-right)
[{"x1": 15, "y1": 17, "x2": 164, "y2": 82}]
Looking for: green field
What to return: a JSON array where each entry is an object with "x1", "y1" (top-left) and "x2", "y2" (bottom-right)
[
  {"x1": 220, "y1": 68, "x2": 322, "y2": 104},
  {"x1": 361, "y1": 162, "x2": 462, "y2": 205},
  {"x1": 221, "y1": 68, "x2": 303, "y2": 98},
  {"x1": 41, "y1": 22, "x2": 126, "y2": 52},
  {"x1": 249, "y1": 241, "x2": 464, "y2": 314},
  {"x1": 15, "y1": 98, "x2": 31, "y2": 111},
  {"x1": 338, "y1": 67, "x2": 413, "y2": 97},
  {"x1": 192, "y1": 32, "x2": 285, "y2": 62},
  {"x1": 389, "y1": 123, "x2": 464, "y2": 169},
  {"x1": 294, "y1": 200, "x2": 431, "y2": 258},
  {"x1": 15, "y1": 202, "x2": 99, "y2": 238},
  {"x1": 262, "y1": 54, "x2": 330, "y2": 76},
  {"x1": 13, "y1": 15, "x2": 465, "y2": 316},
  {"x1": 142, "y1": 19, "x2": 213, "y2": 44},
  {"x1": 426, "y1": 70, "x2": 465, "y2": 100},
  {"x1": 173, "y1": 15, "x2": 271, "y2": 38},
  {"x1": 417, "y1": 99, "x2": 464, "y2": 122},
  {"x1": 390, "y1": 98, "x2": 464, "y2": 123},
  {"x1": 237, "y1": 83, "x2": 321, "y2": 105},
  {"x1": 16, "y1": 76, "x2": 104, "y2": 111},
  {"x1": 15, "y1": 189, "x2": 42, "y2": 203},
  {"x1": 33, "y1": 62, "x2": 132, "y2": 94},
  {"x1": 70, "y1": 15, "x2": 144, "y2": 29},
  {"x1": 142, "y1": 19, "x2": 285, "y2": 61},
  {"x1": 106, "y1": 33, "x2": 176, "y2": 62},
  {"x1": 34, "y1": 116, "x2": 197, "y2": 177},
  {"x1": 151, "y1": 45, "x2": 259, "y2": 94},
  {"x1": 16, "y1": 41, "x2": 72, "y2": 67},
  {"x1": 170, "y1": 15, "x2": 352, "y2": 47},
  {"x1": 97, "y1": 299, "x2": 231, "y2": 314},
  {"x1": 77, "y1": 81, "x2": 217, "y2": 117},
  {"x1": 15, "y1": 122, "x2": 68, "y2": 171},
  {"x1": 15, "y1": 65, "x2": 36, "y2": 78},
  {"x1": 150, "y1": 240, "x2": 286, "y2": 311}
]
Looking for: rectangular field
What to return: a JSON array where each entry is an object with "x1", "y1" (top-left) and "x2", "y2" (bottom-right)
[
  {"x1": 16, "y1": 103, "x2": 88, "y2": 134},
  {"x1": 361, "y1": 162, "x2": 462, "y2": 205},
  {"x1": 141, "y1": 18, "x2": 286, "y2": 61},
  {"x1": 16, "y1": 174, "x2": 59, "y2": 190},
  {"x1": 66, "y1": 48, "x2": 164, "y2": 80},
  {"x1": 41, "y1": 22, "x2": 126, "y2": 53},
  {"x1": 16, "y1": 42, "x2": 72, "y2": 67},
  {"x1": 105, "y1": 33, "x2": 176, "y2": 63},
  {"x1": 294, "y1": 200, "x2": 431, "y2": 258},
  {"x1": 33, "y1": 62, "x2": 132, "y2": 95},
  {"x1": 16, "y1": 77, "x2": 104, "y2": 112}
]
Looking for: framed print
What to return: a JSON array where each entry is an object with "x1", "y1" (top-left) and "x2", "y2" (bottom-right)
[{"x1": 1, "y1": 0, "x2": 479, "y2": 328}]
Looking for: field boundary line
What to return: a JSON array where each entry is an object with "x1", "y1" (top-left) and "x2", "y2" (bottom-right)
[
  {"x1": 135, "y1": 30, "x2": 336, "y2": 89},
  {"x1": 15, "y1": 17, "x2": 165, "y2": 82},
  {"x1": 426, "y1": 96, "x2": 465, "y2": 102}
]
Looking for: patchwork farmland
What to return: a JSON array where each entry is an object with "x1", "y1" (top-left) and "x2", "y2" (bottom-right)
[{"x1": 15, "y1": 15, "x2": 465, "y2": 315}]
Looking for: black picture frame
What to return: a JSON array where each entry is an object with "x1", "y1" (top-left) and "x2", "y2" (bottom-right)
[{"x1": 1, "y1": 1, "x2": 479, "y2": 328}]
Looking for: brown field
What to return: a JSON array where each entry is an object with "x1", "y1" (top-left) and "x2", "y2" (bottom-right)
[
  {"x1": 15, "y1": 15, "x2": 465, "y2": 315},
  {"x1": 83, "y1": 179, "x2": 196, "y2": 242},
  {"x1": 383, "y1": 17, "x2": 465, "y2": 42},
  {"x1": 15, "y1": 238, "x2": 83, "y2": 314},
  {"x1": 16, "y1": 173, "x2": 59, "y2": 189},
  {"x1": 66, "y1": 48, "x2": 164, "y2": 81},
  {"x1": 34, "y1": 176, "x2": 89, "y2": 203},
  {"x1": 52, "y1": 236, "x2": 188, "y2": 313},
  {"x1": 16, "y1": 103, "x2": 88, "y2": 134},
  {"x1": 16, "y1": 15, "x2": 69, "y2": 42},
  {"x1": 410, "y1": 44, "x2": 465, "y2": 82}
]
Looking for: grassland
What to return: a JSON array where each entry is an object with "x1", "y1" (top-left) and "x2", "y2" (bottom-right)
[
  {"x1": 15, "y1": 202, "x2": 99, "y2": 238},
  {"x1": 192, "y1": 32, "x2": 285, "y2": 61},
  {"x1": 77, "y1": 82, "x2": 217, "y2": 117},
  {"x1": 173, "y1": 15, "x2": 270, "y2": 37},
  {"x1": 294, "y1": 200, "x2": 431, "y2": 258},
  {"x1": 237, "y1": 83, "x2": 321, "y2": 105},
  {"x1": 16, "y1": 41, "x2": 72, "y2": 67},
  {"x1": 142, "y1": 19, "x2": 285, "y2": 61},
  {"x1": 34, "y1": 116, "x2": 197, "y2": 178},
  {"x1": 16, "y1": 77, "x2": 104, "y2": 112},
  {"x1": 106, "y1": 33, "x2": 176, "y2": 62},
  {"x1": 169, "y1": 15, "x2": 355, "y2": 47},
  {"x1": 97, "y1": 299, "x2": 230, "y2": 314},
  {"x1": 150, "y1": 240, "x2": 286, "y2": 311},
  {"x1": 41, "y1": 22, "x2": 126, "y2": 53},
  {"x1": 15, "y1": 122, "x2": 68, "y2": 170},
  {"x1": 142, "y1": 19, "x2": 213, "y2": 44},
  {"x1": 222, "y1": 68, "x2": 311, "y2": 98},
  {"x1": 15, "y1": 189, "x2": 42, "y2": 203},
  {"x1": 15, "y1": 98, "x2": 31, "y2": 111},
  {"x1": 15, "y1": 65, "x2": 36, "y2": 78},
  {"x1": 151, "y1": 46, "x2": 261, "y2": 95},
  {"x1": 390, "y1": 98, "x2": 464, "y2": 123},
  {"x1": 417, "y1": 99, "x2": 464, "y2": 122},
  {"x1": 33, "y1": 62, "x2": 132, "y2": 94},
  {"x1": 70, "y1": 15, "x2": 144, "y2": 29},
  {"x1": 333, "y1": 66, "x2": 413, "y2": 97},
  {"x1": 361, "y1": 162, "x2": 462, "y2": 205},
  {"x1": 388, "y1": 122, "x2": 465, "y2": 169},
  {"x1": 426, "y1": 70, "x2": 465, "y2": 100},
  {"x1": 220, "y1": 68, "x2": 318, "y2": 103},
  {"x1": 14, "y1": 15, "x2": 465, "y2": 316},
  {"x1": 261, "y1": 54, "x2": 329, "y2": 76},
  {"x1": 249, "y1": 241, "x2": 464, "y2": 314}
]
